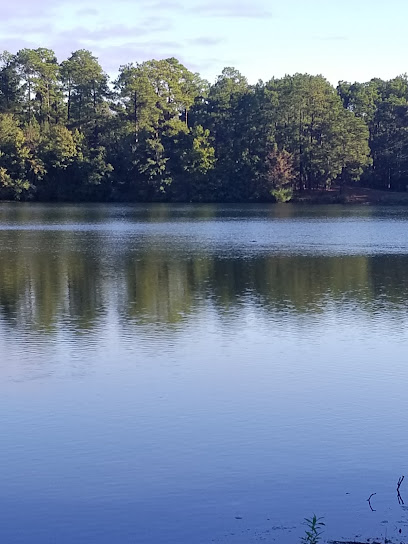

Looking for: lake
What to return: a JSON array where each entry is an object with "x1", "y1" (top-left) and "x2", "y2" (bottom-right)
[{"x1": 1, "y1": 203, "x2": 408, "y2": 544}]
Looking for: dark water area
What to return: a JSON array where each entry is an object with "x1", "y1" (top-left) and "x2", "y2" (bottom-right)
[{"x1": 1, "y1": 203, "x2": 408, "y2": 543}]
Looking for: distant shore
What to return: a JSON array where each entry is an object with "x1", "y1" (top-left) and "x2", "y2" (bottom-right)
[
  {"x1": 292, "y1": 186, "x2": 408, "y2": 205},
  {"x1": 1, "y1": 185, "x2": 408, "y2": 205}
]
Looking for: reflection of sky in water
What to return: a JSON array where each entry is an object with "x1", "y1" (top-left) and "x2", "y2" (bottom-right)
[
  {"x1": 1, "y1": 219, "x2": 408, "y2": 257},
  {"x1": 0, "y1": 204, "x2": 408, "y2": 543}
]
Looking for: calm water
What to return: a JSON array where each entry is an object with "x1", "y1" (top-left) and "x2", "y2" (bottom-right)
[{"x1": 1, "y1": 203, "x2": 408, "y2": 544}]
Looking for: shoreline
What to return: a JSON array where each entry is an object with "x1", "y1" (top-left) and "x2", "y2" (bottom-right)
[
  {"x1": 0, "y1": 186, "x2": 407, "y2": 205},
  {"x1": 292, "y1": 186, "x2": 408, "y2": 205}
]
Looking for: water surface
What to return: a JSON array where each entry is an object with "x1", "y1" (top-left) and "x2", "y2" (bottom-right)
[{"x1": 1, "y1": 203, "x2": 408, "y2": 543}]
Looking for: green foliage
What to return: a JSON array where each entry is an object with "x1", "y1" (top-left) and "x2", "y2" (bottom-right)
[
  {"x1": 270, "y1": 188, "x2": 293, "y2": 202},
  {"x1": 338, "y1": 76, "x2": 408, "y2": 190},
  {"x1": 39, "y1": 125, "x2": 78, "y2": 170},
  {"x1": 15, "y1": 48, "x2": 62, "y2": 127},
  {"x1": 0, "y1": 47, "x2": 407, "y2": 202},
  {"x1": 301, "y1": 514, "x2": 325, "y2": 544},
  {"x1": 0, "y1": 113, "x2": 38, "y2": 199},
  {"x1": 61, "y1": 49, "x2": 109, "y2": 134},
  {"x1": 265, "y1": 74, "x2": 371, "y2": 191},
  {"x1": 0, "y1": 51, "x2": 23, "y2": 114}
]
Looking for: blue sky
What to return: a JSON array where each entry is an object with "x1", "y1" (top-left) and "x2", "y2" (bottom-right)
[{"x1": 1, "y1": 0, "x2": 406, "y2": 84}]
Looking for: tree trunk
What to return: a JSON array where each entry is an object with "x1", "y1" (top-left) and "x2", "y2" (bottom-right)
[
  {"x1": 67, "y1": 76, "x2": 71, "y2": 122},
  {"x1": 134, "y1": 90, "x2": 138, "y2": 144}
]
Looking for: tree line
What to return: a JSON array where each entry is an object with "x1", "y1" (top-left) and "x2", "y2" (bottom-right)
[{"x1": 0, "y1": 47, "x2": 407, "y2": 202}]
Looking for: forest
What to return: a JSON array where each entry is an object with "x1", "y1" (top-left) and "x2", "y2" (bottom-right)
[{"x1": 0, "y1": 47, "x2": 407, "y2": 202}]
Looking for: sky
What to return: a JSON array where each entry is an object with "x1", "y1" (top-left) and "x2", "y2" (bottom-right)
[{"x1": 1, "y1": 0, "x2": 407, "y2": 85}]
